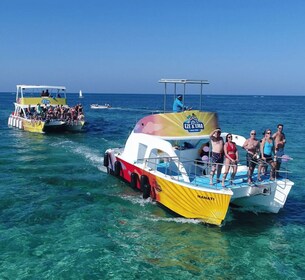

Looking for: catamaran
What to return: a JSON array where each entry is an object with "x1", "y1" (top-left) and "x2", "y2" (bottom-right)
[
  {"x1": 8, "y1": 85, "x2": 85, "y2": 133},
  {"x1": 104, "y1": 79, "x2": 294, "y2": 225}
]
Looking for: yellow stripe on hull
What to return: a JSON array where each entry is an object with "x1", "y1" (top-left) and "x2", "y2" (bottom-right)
[
  {"x1": 22, "y1": 120, "x2": 45, "y2": 133},
  {"x1": 18, "y1": 97, "x2": 67, "y2": 106},
  {"x1": 155, "y1": 176, "x2": 231, "y2": 225}
]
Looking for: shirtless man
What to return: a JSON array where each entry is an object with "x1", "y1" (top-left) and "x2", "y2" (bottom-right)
[
  {"x1": 273, "y1": 124, "x2": 286, "y2": 176},
  {"x1": 243, "y1": 130, "x2": 260, "y2": 184},
  {"x1": 209, "y1": 128, "x2": 224, "y2": 185}
]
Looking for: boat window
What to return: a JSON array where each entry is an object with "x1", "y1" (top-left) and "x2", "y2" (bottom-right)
[
  {"x1": 146, "y1": 148, "x2": 180, "y2": 176},
  {"x1": 137, "y1": 143, "x2": 147, "y2": 164}
]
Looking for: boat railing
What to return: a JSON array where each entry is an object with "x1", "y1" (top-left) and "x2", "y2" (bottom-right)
[{"x1": 142, "y1": 154, "x2": 293, "y2": 188}]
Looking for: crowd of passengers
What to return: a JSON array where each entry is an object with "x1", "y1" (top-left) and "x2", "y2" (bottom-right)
[{"x1": 19, "y1": 104, "x2": 84, "y2": 123}]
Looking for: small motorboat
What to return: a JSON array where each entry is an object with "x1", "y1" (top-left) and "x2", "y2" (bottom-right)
[{"x1": 90, "y1": 103, "x2": 111, "y2": 109}]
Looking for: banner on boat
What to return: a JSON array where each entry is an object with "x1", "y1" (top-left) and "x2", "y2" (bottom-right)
[{"x1": 134, "y1": 110, "x2": 219, "y2": 137}]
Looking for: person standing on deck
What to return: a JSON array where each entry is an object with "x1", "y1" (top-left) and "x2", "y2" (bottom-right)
[
  {"x1": 173, "y1": 95, "x2": 191, "y2": 112},
  {"x1": 209, "y1": 128, "x2": 224, "y2": 185},
  {"x1": 243, "y1": 130, "x2": 260, "y2": 184},
  {"x1": 222, "y1": 133, "x2": 239, "y2": 187},
  {"x1": 258, "y1": 129, "x2": 276, "y2": 181},
  {"x1": 273, "y1": 124, "x2": 286, "y2": 176}
]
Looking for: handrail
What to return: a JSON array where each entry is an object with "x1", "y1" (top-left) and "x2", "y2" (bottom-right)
[{"x1": 134, "y1": 153, "x2": 292, "y2": 186}]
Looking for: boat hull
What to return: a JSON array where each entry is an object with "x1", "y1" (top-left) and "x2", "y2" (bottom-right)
[
  {"x1": 230, "y1": 180, "x2": 293, "y2": 213},
  {"x1": 8, "y1": 115, "x2": 84, "y2": 133},
  {"x1": 65, "y1": 121, "x2": 85, "y2": 132},
  {"x1": 105, "y1": 152, "x2": 232, "y2": 226},
  {"x1": 8, "y1": 115, "x2": 45, "y2": 133}
]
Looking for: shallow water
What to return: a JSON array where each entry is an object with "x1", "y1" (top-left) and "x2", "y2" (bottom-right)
[{"x1": 0, "y1": 92, "x2": 305, "y2": 279}]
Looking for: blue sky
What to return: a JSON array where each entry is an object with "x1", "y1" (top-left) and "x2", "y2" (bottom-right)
[{"x1": 1, "y1": 0, "x2": 305, "y2": 95}]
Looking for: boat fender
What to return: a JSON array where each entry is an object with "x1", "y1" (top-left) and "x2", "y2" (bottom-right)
[
  {"x1": 130, "y1": 172, "x2": 139, "y2": 189},
  {"x1": 142, "y1": 184, "x2": 151, "y2": 199},
  {"x1": 140, "y1": 175, "x2": 150, "y2": 199},
  {"x1": 103, "y1": 152, "x2": 109, "y2": 167},
  {"x1": 114, "y1": 161, "x2": 122, "y2": 177}
]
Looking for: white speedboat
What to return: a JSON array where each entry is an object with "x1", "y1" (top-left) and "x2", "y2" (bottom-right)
[
  {"x1": 8, "y1": 85, "x2": 85, "y2": 133},
  {"x1": 90, "y1": 103, "x2": 111, "y2": 109},
  {"x1": 104, "y1": 79, "x2": 294, "y2": 226}
]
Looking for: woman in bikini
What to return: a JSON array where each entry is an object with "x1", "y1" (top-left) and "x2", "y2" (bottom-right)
[{"x1": 222, "y1": 133, "x2": 239, "y2": 187}]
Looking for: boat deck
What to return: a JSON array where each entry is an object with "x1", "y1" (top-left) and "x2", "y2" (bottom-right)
[
  {"x1": 155, "y1": 161, "x2": 286, "y2": 190},
  {"x1": 190, "y1": 171, "x2": 276, "y2": 190}
]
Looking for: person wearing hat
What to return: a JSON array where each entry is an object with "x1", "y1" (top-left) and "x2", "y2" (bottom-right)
[{"x1": 173, "y1": 94, "x2": 188, "y2": 112}]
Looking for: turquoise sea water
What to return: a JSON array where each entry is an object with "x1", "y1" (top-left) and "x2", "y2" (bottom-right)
[{"x1": 0, "y1": 92, "x2": 305, "y2": 279}]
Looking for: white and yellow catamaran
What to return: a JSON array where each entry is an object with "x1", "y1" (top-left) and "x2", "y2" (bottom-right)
[
  {"x1": 104, "y1": 79, "x2": 294, "y2": 226},
  {"x1": 8, "y1": 85, "x2": 85, "y2": 133}
]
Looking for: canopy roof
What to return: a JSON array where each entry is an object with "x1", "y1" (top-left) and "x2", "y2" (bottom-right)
[
  {"x1": 159, "y1": 79, "x2": 209, "y2": 85},
  {"x1": 17, "y1": 85, "x2": 66, "y2": 91},
  {"x1": 158, "y1": 78, "x2": 209, "y2": 112}
]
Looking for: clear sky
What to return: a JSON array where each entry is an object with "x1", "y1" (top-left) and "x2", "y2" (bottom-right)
[{"x1": 1, "y1": 0, "x2": 305, "y2": 95}]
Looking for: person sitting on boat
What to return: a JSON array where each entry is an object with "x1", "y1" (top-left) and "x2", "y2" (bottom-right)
[
  {"x1": 173, "y1": 95, "x2": 191, "y2": 112},
  {"x1": 222, "y1": 133, "x2": 239, "y2": 187},
  {"x1": 78, "y1": 112, "x2": 84, "y2": 121},
  {"x1": 25, "y1": 105, "x2": 32, "y2": 117},
  {"x1": 257, "y1": 129, "x2": 276, "y2": 181},
  {"x1": 209, "y1": 128, "x2": 224, "y2": 185},
  {"x1": 36, "y1": 104, "x2": 43, "y2": 115},
  {"x1": 243, "y1": 130, "x2": 260, "y2": 184}
]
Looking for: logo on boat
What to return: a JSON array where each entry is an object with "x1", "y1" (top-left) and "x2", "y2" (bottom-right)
[
  {"x1": 183, "y1": 114, "x2": 204, "y2": 133},
  {"x1": 197, "y1": 195, "x2": 215, "y2": 201},
  {"x1": 155, "y1": 184, "x2": 162, "y2": 192},
  {"x1": 42, "y1": 99, "x2": 50, "y2": 105}
]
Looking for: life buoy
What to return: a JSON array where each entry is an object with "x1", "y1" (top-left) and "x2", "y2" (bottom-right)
[
  {"x1": 114, "y1": 161, "x2": 121, "y2": 177},
  {"x1": 140, "y1": 175, "x2": 150, "y2": 199},
  {"x1": 103, "y1": 152, "x2": 109, "y2": 167},
  {"x1": 130, "y1": 172, "x2": 139, "y2": 189}
]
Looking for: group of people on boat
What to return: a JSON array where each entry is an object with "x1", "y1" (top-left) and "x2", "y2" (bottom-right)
[
  {"x1": 19, "y1": 103, "x2": 85, "y2": 124},
  {"x1": 199, "y1": 124, "x2": 286, "y2": 187},
  {"x1": 243, "y1": 124, "x2": 286, "y2": 183},
  {"x1": 40, "y1": 89, "x2": 50, "y2": 97},
  {"x1": 40, "y1": 89, "x2": 62, "y2": 98}
]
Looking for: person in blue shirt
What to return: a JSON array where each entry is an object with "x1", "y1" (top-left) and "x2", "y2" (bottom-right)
[
  {"x1": 173, "y1": 95, "x2": 188, "y2": 112},
  {"x1": 257, "y1": 129, "x2": 276, "y2": 181}
]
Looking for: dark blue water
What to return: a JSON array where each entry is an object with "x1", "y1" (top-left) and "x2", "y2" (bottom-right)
[{"x1": 0, "y1": 92, "x2": 304, "y2": 279}]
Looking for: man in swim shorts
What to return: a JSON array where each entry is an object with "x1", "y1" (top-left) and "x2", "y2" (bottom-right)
[
  {"x1": 209, "y1": 128, "x2": 224, "y2": 185},
  {"x1": 272, "y1": 124, "x2": 286, "y2": 176}
]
